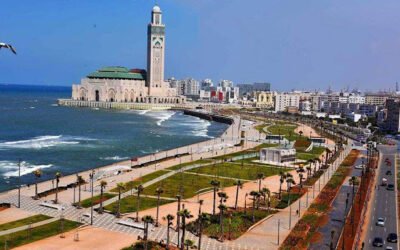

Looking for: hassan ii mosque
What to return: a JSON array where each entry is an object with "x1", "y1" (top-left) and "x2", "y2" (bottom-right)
[{"x1": 71, "y1": 5, "x2": 186, "y2": 104}]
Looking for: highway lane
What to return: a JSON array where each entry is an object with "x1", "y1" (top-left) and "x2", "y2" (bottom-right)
[{"x1": 364, "y1": 145, "x2": 398, "y2": 249}]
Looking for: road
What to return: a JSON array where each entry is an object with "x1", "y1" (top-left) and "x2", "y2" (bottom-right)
[{"x1": 364, "y1": 145, "x2": 398, "y2": 249}]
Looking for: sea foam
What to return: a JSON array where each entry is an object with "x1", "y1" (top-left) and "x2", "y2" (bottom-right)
[
  {"x1": 0, "y1": 135, "x2": 95, "y2": 150},
  {"x1": 0, "y1": 161, "x2": 53, "y2": 178}
]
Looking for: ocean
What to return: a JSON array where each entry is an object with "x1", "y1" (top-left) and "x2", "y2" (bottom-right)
[{"x1": 0, "y1": 84, "x2": 228, "y2": 192}]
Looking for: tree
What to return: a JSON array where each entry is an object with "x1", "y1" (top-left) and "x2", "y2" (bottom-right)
[
  {"x1": 98, "y1": 180, "x2": 107, "y2": 214},
  {"x1": 325, "y1": 148, "x2": 332, "y2": 166},
  {"x1": 135, "y1": 184, "x2": 144, "y2": 222},
  {"x1": 155, "y1": 187, "x2": 163, "y2": 226},
  {"x1": 278, "y1": 172, "x2": 286, "y2": 199},
  {"x1": 233, "y1": 179, "x2": 243, "y2": 210},
  {"x1": 210, "y1": 180, "x2": 220, "y2": 215},
  {"x1": 197, "y1": 213, "x2": 210, "y2": 250},
  {"x1": 54, "y1": 172, "x2": 61, "y2": 204},
  {"x1": 286, "y1": 176, "x2": 296, "y2": 208},
  {"x1": 141, "y1": 215, "x2": 154, "y2": 250},
  {"x1": 32, "y1": 169, "x2": 42, "y2": 199},
  {"x1": 285, "y1": 173, "x2": 294, "y2": 191},
  {"x1": 256, "y1": 173, "x2": 265, "y2": 192},
  {"x1": 217, "y1": 191, "x2": 228, "y2": 241},
  {"x1": 76, "y1": 175, "x2": 85, "y2": 208},
  {"x1": 163, "y1": 214, "x2": 175, "y2": 250},
  {"x1": 184, "y1": 239, "x2": 195, "y2": 250},
  {"x1": 261, "y1": 187, "x2": 271, "y2": 212},
  {"x1": 116, "y1": 182, "x2": 126, "y2": 218},
  {"x1": 314, "y1": 157, "x2": 322, "y2": 172},
  {"x1": 178, "y1": 208, "x2": 193, "y2": 250},
  {"x1": 249, "y1": 191, "x2": 260, "y2": 222},
  {"x1": 299, "y1": 130, "x2": 303, "y2": 137}
]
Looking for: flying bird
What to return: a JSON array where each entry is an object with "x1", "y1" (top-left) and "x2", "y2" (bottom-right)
[{"x1": 0, "y1": 43, "x2": 17, "y2": 54}]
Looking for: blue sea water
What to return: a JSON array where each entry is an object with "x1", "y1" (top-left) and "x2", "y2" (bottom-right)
[{"x1": 0, "y1": 84, "x2": 228, "y2": 192}]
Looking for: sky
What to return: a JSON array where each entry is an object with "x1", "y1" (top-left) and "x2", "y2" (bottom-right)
[{"x1": 1, "y1": 0, "x2": 400, "y2": 91}]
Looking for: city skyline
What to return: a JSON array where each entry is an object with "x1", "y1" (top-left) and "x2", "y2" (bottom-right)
[{"x1": 1, "y1": 0, "x2": 400, "y2": 91}]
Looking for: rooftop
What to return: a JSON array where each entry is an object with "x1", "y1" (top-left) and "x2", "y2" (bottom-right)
[{"x1": 87, "y1": 66, "x2": 146, "y2": 80}]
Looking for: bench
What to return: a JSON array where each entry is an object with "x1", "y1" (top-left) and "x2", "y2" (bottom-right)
[
  {"x1": 116, "y1": 219, "x2": 146, "y2": 230},
  {"x1": 39, "y1": 202, "x2": 64, "y2": 210}
]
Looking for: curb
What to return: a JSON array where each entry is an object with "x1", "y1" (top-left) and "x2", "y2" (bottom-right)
[{"x1": 246, "y1": 214, "x2": 274, "y2": 232}]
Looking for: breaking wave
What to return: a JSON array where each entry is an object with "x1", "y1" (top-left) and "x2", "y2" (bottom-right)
[
  {"x1": 0, "y1": 135, "x2": 96, "y2": 150},
  {"x1": 0, "y1": 161, "x2": 53, "y2": 178},
  {"x1": 100, "y1": 156, "x2": 129, "y2": 161}
]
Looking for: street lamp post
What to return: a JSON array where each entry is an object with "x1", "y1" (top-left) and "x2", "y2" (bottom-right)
[{"x1": 89, "y1": 169, "x2": 95, "y2": 225}]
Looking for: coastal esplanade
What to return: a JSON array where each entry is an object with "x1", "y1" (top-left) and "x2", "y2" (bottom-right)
[{"x1": 71, "y1": 5, "x2": 185, "y2": 105}]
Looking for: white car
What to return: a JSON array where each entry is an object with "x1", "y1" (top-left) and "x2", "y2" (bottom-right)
[
  {"x1": 354, "y1": 165, "x2": 363, "y2": 169},
  {"x1": 376, "y1": 217, "x2": 385, "y2": 227}
]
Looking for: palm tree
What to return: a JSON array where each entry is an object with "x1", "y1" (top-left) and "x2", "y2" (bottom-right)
[
  {"x1": 98, "y1": 180, "x2": 107, "y2": 214},
  {"x1": 141, "y1": 215, "x2": 154, "y2": 250},
  {"x1": 54, "y1": 172, "x2": 61, "y2": 204},
  {"x1": 32, "y1": 169, "x2": 42, "y2": 199},
  {"x1": 184, "y1": 239, "x2": 195, "y2": 250},
  {"x1": 217, "y1": 191, "x2": 228, "y2": 241},
  {"x1": 76, "y1": 175, "x2": 84, "y2": 208},
  {"x1": 299, "y1": 130, "x2": 303, "y2": 138},
  {"x1": 286, "y1": 176, "x2": 296, "y2": 208},
  {"x1": 278, "y1": 172, "x2": 286, "y2": 199},
  {"x1": 325, "y1": 148, "x2": 332, "y2": 166},
  {"x1": 178, "y1": 208, "x2": 193, "y2": 250},
  {"x1": 314, "y1": 157, "x2": 322, "y2": 172},
  {"x1": 197, "y1": 213, "x2": 210, "y2": 250},
  {"x1": 249, "y1": 191, "x2": 260, "y2": 222},
  {"x1": 116, "y1": 182, "x2": 125, "y2": 218},
  {"x1": 233, "y1": 179, "x2": 243, "y2": 210},
  {"x1": 210, "y1": 180, "x2": 220, "y2": 215},
  {"x1": 135, "y1": 184, "x2": 144, "y2": 222},
  {"x1": 261, "y1": 187, "x2": 271, "y2": 212},
  {"x1": 155, "y1": 187, "x2": 164, "y2": 226},
  {"x1": 285, "y1": 173, "x2": 293, "y2": 191},
  {"x1": 256, "y1": 173, "x2": 265, "y2": 192},
  {"x1": 163, "y1": 214, "x2": 175, "y2": 250}
]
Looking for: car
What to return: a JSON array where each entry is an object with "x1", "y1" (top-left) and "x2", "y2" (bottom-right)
[
  {"x1": 386, "y1": 246, "x2": 394, "y2": 250},
  {"x1": 386, "y1": 170, "x2": 392, "y2": 175},
  {"x1": 387, "y1": 233, "x2": 398, "y2": 243},
  {"x1": 376, "y1": 217, "x2": 385, "y2": 227},
  {"x1": 387, "y1": 184, "x2": 395, "y2": 191},
  {"x1": 373, "y1": 237, "x2": 384, "y2": 247},
  {"x1": 354, "y1": 165, "x2": 364, "y2": 169}
]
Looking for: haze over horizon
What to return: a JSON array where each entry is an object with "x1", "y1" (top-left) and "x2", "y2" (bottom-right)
[{"x1": 1, "y1": 0, "x2": 399, "y2": 91}]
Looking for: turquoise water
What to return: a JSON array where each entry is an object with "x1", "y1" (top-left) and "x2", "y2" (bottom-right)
[{"x1": 0, "y1": 84, "x2": 228, "y2": 192}]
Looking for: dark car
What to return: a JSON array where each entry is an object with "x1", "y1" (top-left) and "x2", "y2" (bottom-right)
[
  {"x1": 387, "y1": 184, "x2": 395, "y2": 191},
  {"x1": 387, "y1": 233, "x2": 398, "y2": 243},
  {"x1": 373, "y1": 237, "x2": 384, "y2": 247},
  {"x1": 386, "y1": 170, "x2": 392, "y2": 175}
]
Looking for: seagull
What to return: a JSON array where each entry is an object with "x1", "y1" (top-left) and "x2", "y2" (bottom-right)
[{"x1": 0, "y1": 43, "x2": 17, "y2": 54}]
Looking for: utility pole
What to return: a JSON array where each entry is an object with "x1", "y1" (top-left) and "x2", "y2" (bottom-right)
[
  {"x1": 277, "y1": 219, "x2": 280, "y2": 245},
  {"x1": 90, "y1": 169, "x2": 95, "y2": 225}
]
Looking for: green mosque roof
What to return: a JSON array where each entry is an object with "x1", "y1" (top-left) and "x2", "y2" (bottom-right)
[{"x1": 87, "y1": 66, "x2": 146, "y2": 80}]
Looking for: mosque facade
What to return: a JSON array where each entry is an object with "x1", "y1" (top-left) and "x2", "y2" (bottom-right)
[{"x1": 71, "y1": 5, "x2": 185, "y2": 104}]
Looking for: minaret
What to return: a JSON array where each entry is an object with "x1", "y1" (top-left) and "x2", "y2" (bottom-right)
[{"x1": 147, "y1": 5, "x2": 165, "y2": 96}]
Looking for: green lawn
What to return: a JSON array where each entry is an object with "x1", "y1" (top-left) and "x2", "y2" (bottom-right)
[
  {"x1": 275, "y1": 192, "x2": 302, "y2": 209},
  {"x1": 79, "y1": 193, "x2": 117, "y2": 208},
  {"x1": 187, "y1": 162, "x2": 284, "y2": 180},
  {"x1": 267, "y1": 124, "x2": 299, "y2": 141},
  {"x1": 166, "y1": 159, "x2": 212, "y2": 171},
  {"x1": 142, "y1": 173, "x2": 233, "y2": 199},
  {"x1": 0, "y1": 215, "x2": 51, "y2": 231},
  {"x1": 104, "y1": 196, "x2": 173, "y2": 214},
  {"x1": 110, "y1": 170, "x2": 169, "y2": 192},
  {"x1": 0, "y1": 219, "x2": 81, "y2": 249},
  {"x1": 187, "y1": 209, "x2": 275, "y2": 240},
  {"x1": 296, "y1": 147, "x2": 325, "y2": 161}
]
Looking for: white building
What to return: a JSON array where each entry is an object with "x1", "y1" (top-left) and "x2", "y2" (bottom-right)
[
  {"x1": 274, "y1": 93, "x2": 300, "y2": 112},
  {"x1": 72, "y1": 5, "x2": 184, "y2": 104},
  {"x1": 260, "y1": 147, "x2": 296, "y2": 164}
]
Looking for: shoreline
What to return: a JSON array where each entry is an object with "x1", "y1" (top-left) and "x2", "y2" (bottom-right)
[{"x1": 0, "y1": 110, "x2": 242, "y2": 199}]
